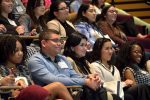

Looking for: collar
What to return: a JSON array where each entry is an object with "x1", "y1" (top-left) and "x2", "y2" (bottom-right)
[{"x1": 40, "y1": 51, "x2": 60, "y2": 63}]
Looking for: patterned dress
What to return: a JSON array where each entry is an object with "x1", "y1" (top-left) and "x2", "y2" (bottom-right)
[{"x1": 123, "y1": 64, "x2": 150, "y2": 86}]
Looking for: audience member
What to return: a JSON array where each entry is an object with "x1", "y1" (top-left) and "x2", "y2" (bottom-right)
[
  {"x1": 117, "y1": 41, "x2": 150, "y2": 86},
  {"x1": 0, "y1": 35, "x2": 73, "y2": 100},
  {"x1": 19, "y1": 0, "x2": 46, "y2": 35},
  {"x1": 75, "y1": 3, "x2": 115, "y2": 50},
  {"x1": 63, "y1": 32, "x2": 92, "y2": 75},
  {"x1": 96, "y1": 5, "x2": 127, "y2": 46},
  {"x1": 0, "y1": 0, "x2": 25, "y2": 35},
  {"x1": 46, "y1": 0, "x2": 76, "y2": 37}
]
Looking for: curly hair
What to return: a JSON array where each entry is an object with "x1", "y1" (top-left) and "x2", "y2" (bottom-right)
[
  {"x1": 0, "y1": 35, "x2": 27, "y2": 64},
  {"x1": 116, "y1": 41, "x2": 146, "y2": 72}
]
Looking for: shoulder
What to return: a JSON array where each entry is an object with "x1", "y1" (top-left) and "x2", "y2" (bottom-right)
[
  {"x1": 47, "y1": 19, "x2": 60, "y2": 25},
  {"x1": 66, "y1": 56, "x2": 74, "y2": 62},
  {"x1": 123, "y1": 67, "x2": 135, "y2": 75}
]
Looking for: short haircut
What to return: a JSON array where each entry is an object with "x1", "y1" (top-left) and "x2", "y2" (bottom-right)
[{"x1": 39, "y1": 29, "x2": 60, "y2": 47}]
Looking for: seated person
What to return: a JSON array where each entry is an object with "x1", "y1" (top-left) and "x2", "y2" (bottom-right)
[
  {"x1": 63, "y1": 32, "x2": 92, "y2": 75},
  {"x1": 19, "y1": 0, "x2": 46, "y2": 35},
  {"x1": 116, "y1": 41, "x2": 150, "y2": 86},
  {"x1": 46, "y1": 0, "x2": 76, "y2": 37},
  {"x1": 0, "y1": 0, "x2": 24, "y2": 35},
  {"x1": 75, "y1": 3, "x2": 115, "y2": 50},
  {"x1": 27, "y1": 29, "x2": 113, "y2": 100},
  {"x1": 96, "y1": 5, "x2": 127, "y2": 46},
  {"x1": 0, "y1": 35, "x2": 73, "y2": 100}
]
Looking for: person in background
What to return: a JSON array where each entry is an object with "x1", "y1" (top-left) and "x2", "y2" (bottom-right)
[
  {"x1": 75, "y1": 3, "x2": 115, "y2": 50},
  {"x1": 96, "y1": 5, "x2": 127, "y2": 46},
  {"x1": 46, "y1": 0, "x2": 76, "y2": 37},
  {"x1": 0, "y1": 35, "x2": 73, "y2": 100},
  {"x1": 0, "y1": 0, "x2": 25, "y2": 35},
  {"x1": 19, "y1": 0, "x2": 46, "y2": 35},
  {"x1": 116, "y1": 41, "x2": 150, "y2": 86}
]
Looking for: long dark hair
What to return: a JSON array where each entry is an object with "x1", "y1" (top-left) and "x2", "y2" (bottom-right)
[
  {"x1": 26, "y1": 0, "x2": 46, "y2": 32},
  {"x1": 116, "y1": 41, "x2": 147, "y2": 72},
  {"x1": 63, "y1": 32, "x2": 91, "y2": 74},
  {"x1": 0, "y1": 35, "x2": 27, "y2": 64}
]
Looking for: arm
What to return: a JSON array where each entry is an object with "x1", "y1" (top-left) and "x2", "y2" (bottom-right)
[{"x1": 124, "y1": 68, "x2": 136, "y2": 85}]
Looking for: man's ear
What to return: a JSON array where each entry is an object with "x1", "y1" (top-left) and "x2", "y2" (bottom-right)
[{"x1": 41, "y1": 40, "x2": 46, "y2": 48}]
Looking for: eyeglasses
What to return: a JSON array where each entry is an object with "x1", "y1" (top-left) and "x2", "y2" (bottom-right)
[
  {"x1": 108, "y1": 10, "x2": 118, "y2": 14},
  {"x1": 46, "y1": 38, "x2": 65, "y2": 44},
  {"x1": 58, "y1": 7, "x2": 69, "y2": 11}
]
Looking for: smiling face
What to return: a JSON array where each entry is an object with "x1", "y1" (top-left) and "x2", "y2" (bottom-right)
[
  {"x1": 72, "y1": 39, "x2": 87, "y2": 58},
  {"x1": 0, "y1": 0, "x2": 13, "y2": 14},
  {"x1": 100, "y1": 41, "x2": 113, "y2": 63},
  {"x1": 83, "y1": 4, "x2": 96, "y2": 22},
  {"x1": 41, "y1": 32, "x2": 63, "y2": 58},
  {"x1": 130, "y1": 44, "x2": 143, "y2": 64},
  {"x1": 54, "y1": 2, "x2": 69, "y2": 22},
  {"x1": 8, "y1": 41, "x2": 24, "y2": 64},
  {"x1": 105, "y1": 6, "x2": 117, "y2": 24}
]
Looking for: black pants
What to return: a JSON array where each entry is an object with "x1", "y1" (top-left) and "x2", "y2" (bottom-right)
[
  {"x1": 125, "y1": 84, "x2": 150, "y2": 100},
  {"x1": 80, "y1": 86, "x2": 121, "y2": 100}
]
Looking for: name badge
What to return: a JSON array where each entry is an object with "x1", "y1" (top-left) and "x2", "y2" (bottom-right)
[
  {"x1": 58, "y1": 60, "x2": 68, "y2": 68},
  {"x1": 141, "y1": 70, "x2": 147, "y2": 74}
]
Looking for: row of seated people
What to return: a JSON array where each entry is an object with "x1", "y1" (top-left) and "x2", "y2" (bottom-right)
[
  {"x1": 0, "y1": 31, "x2": 150, "y2": 100},
  {"x1": 0, "y1": 0, "x2": 150, "y2": 41}
]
